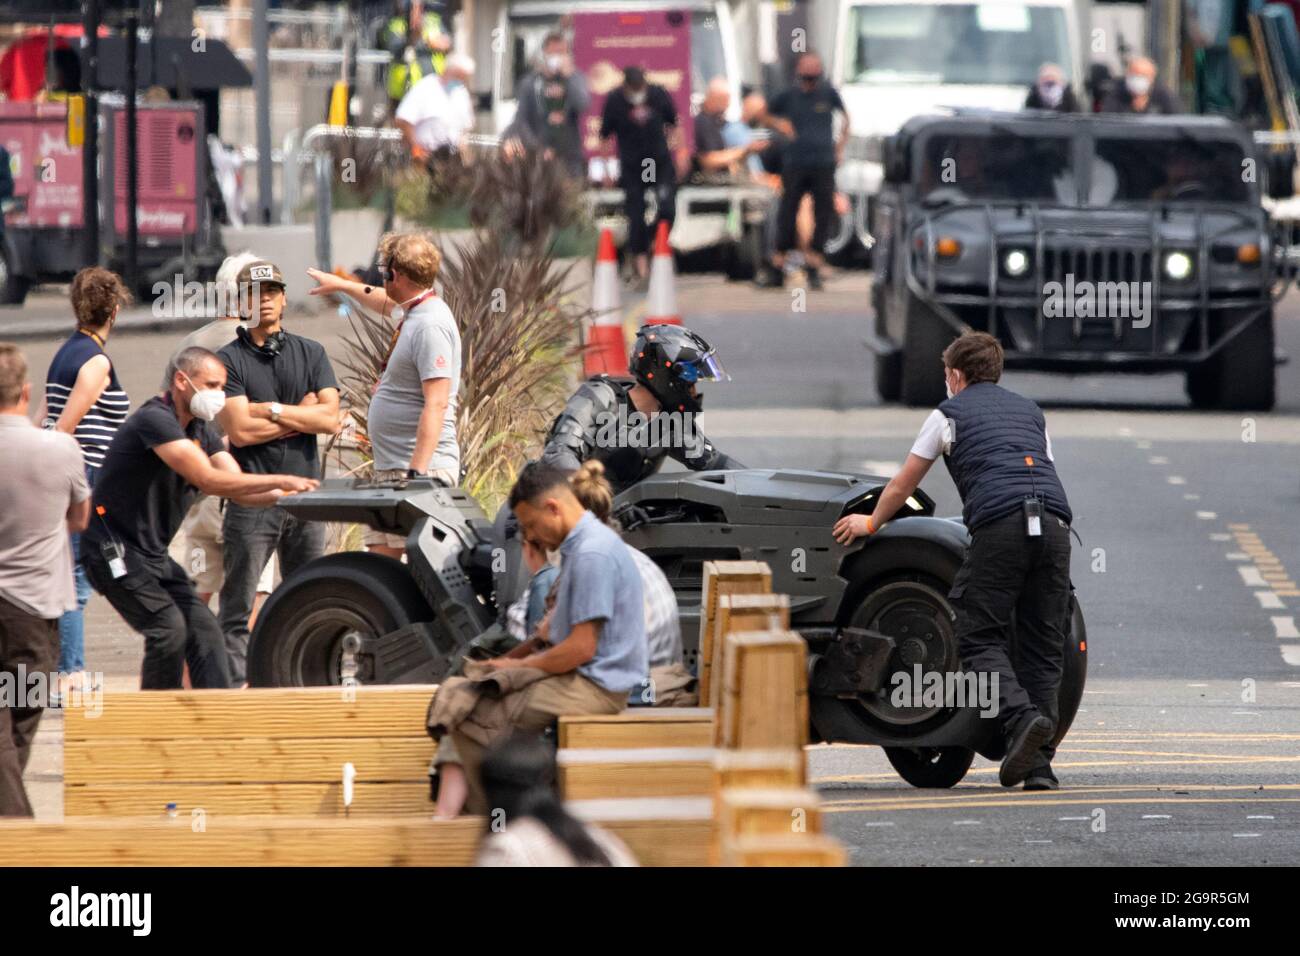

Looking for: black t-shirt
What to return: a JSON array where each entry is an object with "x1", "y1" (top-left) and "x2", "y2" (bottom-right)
[
  {"x1": 770, "y1": 82, "x2": 845, "y2": 169},
  {"x1": 600, "y1": 85, "x2": 678, "y2": 180},
  {"x1": 84, "y1": 395, "x2": 224, "y2": 559},
  {"x1": 219, "y1": 329, "x2": 337, "y2": 478}
]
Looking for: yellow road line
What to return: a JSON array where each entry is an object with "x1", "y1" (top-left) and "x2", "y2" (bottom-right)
[{"x1": 822, "y1": 796, "x2": 1300, "y2": 813}]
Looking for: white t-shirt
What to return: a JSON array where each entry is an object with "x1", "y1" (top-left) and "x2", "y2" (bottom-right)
[
  {"x1": 909, "y1": 409, "x2": 1054, "y2": 462},
  {"x1": 395, "y1": 77, "x2": 475, "y2": 150}
]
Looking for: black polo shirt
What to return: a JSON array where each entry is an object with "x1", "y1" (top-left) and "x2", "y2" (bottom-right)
[
  {"x1": 84, "y1": 395, "x2": 225, "y2": 559},
  {"x1": 218, "y1": 328, "x2": 337, "y2": 478},
  {"x1": 600, "y1": 85, "x2": 678, "y2": 181},
  {"x1": 770, "y1": 82, "x2": 845, "y2": 170}
]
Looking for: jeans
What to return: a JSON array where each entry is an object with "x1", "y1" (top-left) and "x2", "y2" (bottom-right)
[
  {"x1": 57, "y1": 464, "x2": 98, "y2": 673},
  {"x1": 951, "y1": 510, "x2": 1073, "y2": 765},
  {"x1": 83, "y1": 546, "x2": 230, "y2": 690},
  {"x1": 219, "y1": 503, "x2": 326, "y2": 684}
]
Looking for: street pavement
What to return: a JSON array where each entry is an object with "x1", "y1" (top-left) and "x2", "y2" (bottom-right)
[{"x1": 7, "y1": 271, "x2": 1299, "y2": 865}]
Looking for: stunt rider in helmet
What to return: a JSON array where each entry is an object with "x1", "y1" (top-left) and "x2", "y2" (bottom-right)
[{"x1": 540, "y1": 324, "x2": 744, "y2": 491}]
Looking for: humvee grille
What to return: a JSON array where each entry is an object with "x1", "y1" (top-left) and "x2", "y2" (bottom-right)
[{"x1": 1043, "y1": 244, "x2": 1154, "y2": 285}]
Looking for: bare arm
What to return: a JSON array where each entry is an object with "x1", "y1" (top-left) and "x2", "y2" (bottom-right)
[
  {"x1": 66, "y1": 497, "x2": 90, "y2": 533},
  {"x1": 55, "y1": 355, "x2": 111, "y2": 434},
  {"x1": 697, "y1": 147, "x2": 750, "y2": 172},
  {"x1": 208, "y1": 450, "x2": 294, "y2": 507},
  {"x1": 218, "y1": 396, "x2": 299, "y2": 448},
  {"x1": 152, "y1": 439, "x2": 318, "y2": 499},
  {"x1": 246, "y1": 387, "x2": 342, "y2": 437},
  {"x1": 306, "y1": 267, "x2": 395, "y2": 316},
  {"x1": 833, "y1": 453, "x2": 935, "y2": 544},
  {"x1": 409, "y1": 377, "x2": 451, "y2": 472}
]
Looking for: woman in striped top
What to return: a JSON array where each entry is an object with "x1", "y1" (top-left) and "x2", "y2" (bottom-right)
[{"x1": 42, "y1": 267, "x2": 131, "y2": 695}]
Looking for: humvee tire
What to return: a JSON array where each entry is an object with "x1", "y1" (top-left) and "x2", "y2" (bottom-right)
[
  {"x1": 1186, "y1": 312, "x2": 1276, "y2": 411},
  {"x1": 899, "y1": 299, "x2": 954, "y2": 406},
  {"x1": 0, "y1": 248, "x2": 30, "y2": 306},
  {"x1": 884, "y1": 746, "x2": 975, "y2": 788}
]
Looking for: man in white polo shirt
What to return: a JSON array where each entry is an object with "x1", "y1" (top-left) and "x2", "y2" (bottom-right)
[{"x1": 394, "y1": 54, "x2": 476, "y2": 161}]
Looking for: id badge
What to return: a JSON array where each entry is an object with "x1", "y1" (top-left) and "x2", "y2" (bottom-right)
[
  {"x1": 1023, "y1": 498, "x2": 1043, "y2": 538},
  {"x1": 100, "y1": 539, "x2": 128, "y2": 579}
]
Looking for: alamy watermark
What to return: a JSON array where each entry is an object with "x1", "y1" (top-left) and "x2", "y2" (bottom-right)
[
  {"x1": 0, "y1": 665, "x2": 103, "y2": 717},
  {"x1": 593, "y1": 406, "x2": 702, "y2": 458},
  {"x1": 151, "y1": 275, "x2": 272, "y2": 320},
  {"x1": 1043, "y1": 275, "x2": 1152, "y2": 329},
  {"x1": 889, "y1": 664, "x2": 999, "y2": 718}
]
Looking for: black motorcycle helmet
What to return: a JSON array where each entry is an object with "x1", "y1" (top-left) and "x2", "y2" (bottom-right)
[{"x1": 629, "y1": 324, "x2": 729, "y2": 413}]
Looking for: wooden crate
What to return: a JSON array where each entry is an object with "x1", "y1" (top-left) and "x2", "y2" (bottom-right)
[
  {"x1": 718, "y1": 833, "x2": 848, "y2": 867},
  {"x1": 716, "y1": 787, "x2": 824, "y2": 839},
  {"x1": 711, "y1": 749, "x2": 806, "y2": 795},
  {"x1": 706, "y1": 593, "x2": 790, "y2": 714},
  {"x1": 558, "y1": 708, "x2": 713, "y2": 749},
  {"x1": 556, "y1": 747, "x2": 715, "y2": 800},
  {"x1": 698, "y1": 561, "x2": 771, "y2": 706},
  {"x1": 63, "y1": 685, "x2": 437, "y2": 818},
  {"x1": 569, "y1": 797, "x2": 714, "y2": 867},
  {"x1": 716, "y1": 630, "x2": 809, "y2": 749}
]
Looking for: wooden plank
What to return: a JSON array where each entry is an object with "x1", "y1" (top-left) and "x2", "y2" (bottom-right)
[
  {"x1": 64, "y1": 736, "x2": 435, "y2": 785},
  {"x1": 711, "y1": 749, "x2": 806, "y2": 795},
  {"x1": 717, "y1": 788, "x2": 823, "y2": 838},
  {"x1": 569, "y1": 796, "x2": 715, "y2": 867},
  {"x1": 707, "y1": 593, "x2": 790, "y2": 718},
  {"x1": 65, "y1": 685, "x2": 438, "y2": 742},
  {"x1": 558, "y1": 709, "x2": 713, "y2": 749},
  {"x1": 698, "y1": 562, "x2": 771, "y2": 706},
  {"x1": 0, "y1": 816, "x2": 482, "y2": 867},
  {"x1": 63, "y1": 780, "x2": 432, "y2": 817},
  {"x1": 718, "y1": 833, "x2": 848, "y2": 867},
  {"x1": 718, "y1": 630, "x2": 809, "y2": 750},
  {"x1": 556, "y1": 747, "x2": 715, "y2": 800}
]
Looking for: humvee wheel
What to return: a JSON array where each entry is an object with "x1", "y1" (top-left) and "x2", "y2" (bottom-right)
[
  {"x1": 247, "y1": 552, "x2": 434, "y2": 687},
  {"x1": 899, "y1": 300, "x2": 954, "y2": 406},
  {"x1": 885, "y1": 746, "x2": 975, "y2": 788},
  {"x1": 0, "y1": 248, "x2": 30, "y2": 306},
  {"x1": 1186, "y1": 313, "x2": 1276, "y2": 411}
]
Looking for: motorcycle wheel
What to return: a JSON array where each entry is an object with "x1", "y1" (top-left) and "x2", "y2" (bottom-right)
[
  {"x1": 247, "y1": 552, "x2": 433, "y2": 687},
  {"x1": 884, "y1": 746, "x2": 975, "y2": 789}
]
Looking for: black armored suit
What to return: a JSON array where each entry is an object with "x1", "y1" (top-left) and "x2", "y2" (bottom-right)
[{"x1": 540, "y1": 375, "x2": 742, "y2": 493}]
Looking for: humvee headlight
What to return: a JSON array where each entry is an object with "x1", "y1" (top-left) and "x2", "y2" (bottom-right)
[
  {"x1": 1003, "y1": 249, "x2": 1030, "y2": 277},
  {"x1": 1163, "y1": 251, "x2": 1194, "y2": 281},
  {"x1": 935, "y1": 236, "x2": 962, "y2": 259}
]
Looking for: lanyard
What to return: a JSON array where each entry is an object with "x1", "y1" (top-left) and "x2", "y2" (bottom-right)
[
  {"x1": 381, "y1": 289, "x2": 436, "y2": 373},
  {"x1": 80, "y1": 329, "x2": 106, "y2": 349}
]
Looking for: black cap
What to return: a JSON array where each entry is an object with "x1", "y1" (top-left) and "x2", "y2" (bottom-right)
[{"x1": 623, "y1": 65, "x2": 646, "y2": 89}]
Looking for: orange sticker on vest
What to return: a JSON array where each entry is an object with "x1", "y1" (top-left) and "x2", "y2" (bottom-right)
[{"x1": 1024, "y1": 456, "x2": 1035, "y2": 466}]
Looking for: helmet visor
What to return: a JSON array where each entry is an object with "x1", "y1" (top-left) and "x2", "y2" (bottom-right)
[{"x1": 677, "y1": 352, "x2": 730, "y2": 384}]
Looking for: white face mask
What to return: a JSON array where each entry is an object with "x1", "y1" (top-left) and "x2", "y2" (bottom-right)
[
  {"x1": 1038, "y1": 81, "x2": 1063, "y2": 107},
  {"x1": 182, "y1": 372, "x2": 227, "y2": 422},
  {"x1": 628, "y1": 89, "x2": 647, "y2": 105},
  {"x1": 1126, "y1": 74, "x2": 1152, "y2": 97},
  {"x1": 545, "y1": 54, "x2": 564, "y2": 74},
  {"x1": 944, "y1": 372, "x2": 956, "y2": 400}
]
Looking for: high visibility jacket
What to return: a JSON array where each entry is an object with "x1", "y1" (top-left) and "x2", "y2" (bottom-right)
[{"x1": 382, "y1": 14, "x2": 446, "y2": 101}]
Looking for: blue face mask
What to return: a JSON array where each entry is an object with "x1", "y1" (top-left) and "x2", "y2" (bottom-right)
[{"x1": 445, "y1": 79, "x2": 464, "y2": 91}]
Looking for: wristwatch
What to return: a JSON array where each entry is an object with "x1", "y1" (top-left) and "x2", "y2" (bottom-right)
[{"x1": 269, "y1": 402, "x2": 283, "y2": 423}]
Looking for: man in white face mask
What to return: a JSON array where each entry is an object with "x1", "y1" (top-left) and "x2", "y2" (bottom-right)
[
  {"x1": 81, "y1": 347, "x2": 319, "y2": 690},
  {"x1": 1101, "y1": 56, "x2": 1182, "y2": 115},
  {"x1": 501, "y1": 30, "x2": 589, "y2": 177},
  {"x1": 1024, "y1": 62, "x2": 1078, "y2": 113}
]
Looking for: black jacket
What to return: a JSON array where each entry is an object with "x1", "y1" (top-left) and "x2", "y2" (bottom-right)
[
  {"x1": 1100, "y1": 82, "x2": 1182, "y2": 115},
  {"x1": 1023, "y1": 85, "x2": 1081, "y2": 113},
  {"x1": 540, "y1": 376, "x2": 742, "y2": 493},
  {"x1": 503, "y1": 69, "x2": 590, "y2": 174}
]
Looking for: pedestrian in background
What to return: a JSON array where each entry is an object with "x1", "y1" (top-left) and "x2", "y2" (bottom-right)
[
  {"x1": 395, "y1": 53, "x2": 477, "y2": 165},
  {"x1": 692, "y1": 77, "x2": 762, "y2": 183},
  {"x1": 503, "y1": 31, "x2": 589, "y2": 178},
  {"x1": 40, "y1": 267, "x2": 131, "y2": 702},
  {"x1": 834, "y1": 332, "x2": 1073, "y2": 791},
  {"x1": 83, "y1": 347, "x2": 318, "y2": 691},
  {"x1": 307, "y1": 232, "x2": 461, "y2": 559},
  {"x1": 600, "y1": 65, "x2": 684, "y2": 289},
  {"x1": 757, "y1": 51, "x2": 850, "y2": 291},
  {"x1": 163, "y1": 252, "x2": 278, "y2": 617},
  {"x1": 0, "y1": 343, "x2": 91, "y2": 815},
  {"x1": 215, "y1": 261, "x2": 342, "y2": 685},
  {"x1": 1024, "y1": 62, "x2": 1080, "y2": 113},
  {"x1": 1101, "y1": 56, "x2": 1181, "y2": 114}
]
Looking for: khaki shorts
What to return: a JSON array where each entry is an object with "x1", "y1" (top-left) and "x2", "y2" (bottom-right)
[
  {"x1": 168, "y1": 496, "x2": 277, "y2": 595},
  {"x1": 363, "y1": 468, "x2": 457, "y2": 551}
]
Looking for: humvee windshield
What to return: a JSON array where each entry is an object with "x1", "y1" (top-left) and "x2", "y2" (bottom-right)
[{"x1": 918, "y1": 128, "x2": 1253, "y2": 205}]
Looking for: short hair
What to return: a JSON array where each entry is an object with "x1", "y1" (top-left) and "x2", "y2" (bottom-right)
[
  {"x1": 542, "y1": 31, "x2": 567, "y2": 49},
  {"x1": 508, "y1": 461, "x2": 576, "y2": 509},
  {"x1": 0, "y1": 343, "x2": 27, "y2": 407},
  {"x1": 446, "y1": 52, "x2": 476, "y2": 77},
  {"x1": 171, "y1": 346, "x2": 223, "y2": 382},
  {"x1": 70, "y1": 267, "x2": 131, "y2": 331},
  {"x1": 378, "y1": 231, "x2": 442, "y2": 287},
  {"x1": 942, "y1": 331, "x2": 1004, "y2": 385}
]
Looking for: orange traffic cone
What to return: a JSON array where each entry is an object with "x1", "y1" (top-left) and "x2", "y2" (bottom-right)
[
  {"x1": 584, "y1": 229, "x2": 627, "y2": 376},
  {"x1": 644, "y1": 219, "x2": 681, "y2": 326}
]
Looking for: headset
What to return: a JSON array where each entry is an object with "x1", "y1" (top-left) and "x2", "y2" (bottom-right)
[{"x1": 236, "y1": 324, "x2": 287, "y2": 356}]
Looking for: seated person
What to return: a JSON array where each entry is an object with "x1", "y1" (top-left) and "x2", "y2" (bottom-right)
[
  {"x1": 475, "y1": 732, "x2": 638, "y2": 867},
  {"x1": 693, "y1": 77, "x2": 762, "y2": 183},
  {"x1": 505, "y1": 535, "x2": 560, "y2": 643},
  {"x1": 431, "y1": 462, "x2": 647, "y2": 817}
]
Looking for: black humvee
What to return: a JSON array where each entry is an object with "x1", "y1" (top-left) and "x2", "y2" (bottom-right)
[{"x1": 868, "y1": 111, "x2": 1289, "y2": 409}]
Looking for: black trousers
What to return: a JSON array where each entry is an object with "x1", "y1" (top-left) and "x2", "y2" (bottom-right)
[
  {"x1": 622, "y1": 171, "x2": 678, "y2": 256},
  {"x1": 84, "y1": 546, "x2": 230, "y2": 690},
  {"x1": 951, "y1": 510, "x2": 1072, "y2": 764},
  {"x1": 0, "y1": 596, "x2": 57, "y2": 817},
  {"x1": 775, "y1": 165, "x2": 836, "y2": 255}
]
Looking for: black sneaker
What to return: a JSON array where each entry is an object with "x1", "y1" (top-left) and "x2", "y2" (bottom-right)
[
  {"x1": 999, "y1": 714, "x2": 1055, "y2": 787},
  {"x1": 805, "y1": 267, "x2": 825, "y2": 291},
  {"x1": 1023, "y1": 765, "x2": 1060, "y2": 791},
  {"x1": 753, "y1": 266, "x2": 784, "y2": 288}
]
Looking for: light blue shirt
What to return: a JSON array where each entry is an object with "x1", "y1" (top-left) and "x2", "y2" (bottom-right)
[{"x1": 549, "y1": 512, "x2": 647, "y2": 694}]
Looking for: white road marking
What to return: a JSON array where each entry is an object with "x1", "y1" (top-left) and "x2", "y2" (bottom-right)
[
  {"x1": 1148, "y1": 456, "x2": 1169, "y2": 465},
  {"x1": 1196, "y1": 511, "x2": 1218, "y2": 520},
  {"x1": 1272, "y1": 616, "x2": 1300, "y2": 639},
  {"x1": 1282, "y1": 646, "x2": 1300, "y2": 666},
  {"x1": 1134, "y1": 439, "x2": 1151, "y2": 449},
  {"x1": 1246, "y1": 815, "x2": 1275, "y2": 820},
  {"x1": 1209, "y1": 533, "x2": 1232, "y2": 542},
  {"x1": 1256, "y1": 592, "x2": 1285, "y2": 609},
  {"x1": 1233, "y1": 711, "x2": 1261, "y2": 716},
  {"x1": 1024, "y1": 840, "x2": 1053, "y2": 844},
  {"x1": 1184, "y1": 493, "x2": 1200, "y2": 500},
  {"x1": 1167, "y1": 475, "x2": 1186, "y2": 485},
  {"x1": 1142, "y1": 815, "x2": 1172, "y2": 820},
  {"x1": 862, "y1": 821, "x2": 895, "y2": 827},
  {"x1": 1225, "y1": 552, "x2": 1250, "y2": 561},
  {"x1": 1058, "y1": 816, "x2": 1091, "y2": 822},
  {"x1": 953, "y1": 820, "x2": 982, "y2": 826},
  {"x1": 1239, "y1": 566, "x2": 1268, "y2": 587},
  {"x1": 1233, "y1": 833, "x2": 1262, "y2": 839}
]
